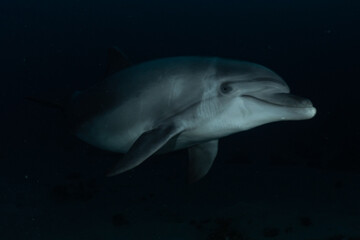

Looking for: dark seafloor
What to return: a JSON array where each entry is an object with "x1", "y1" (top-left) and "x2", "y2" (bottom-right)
[{"x1": 0, "y1": 0, "x2": 359, "y2": 239}]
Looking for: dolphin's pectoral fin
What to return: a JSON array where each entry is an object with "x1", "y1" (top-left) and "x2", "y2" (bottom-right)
[
  {"x1": 188, "y1": 139, "x2": 218, "y2": 183},
  {"x1": 106, "y1": 124, "x2": 182, "y2": 177}
]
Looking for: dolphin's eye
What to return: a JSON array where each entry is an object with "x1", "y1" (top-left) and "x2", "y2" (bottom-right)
[{"x1": 220, "y1": 84, "x2": 233, "y2": 94}]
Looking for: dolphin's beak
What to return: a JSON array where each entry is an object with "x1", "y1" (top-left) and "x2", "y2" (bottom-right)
[
  {"x1": 244, "y1": 93, "x2": 314, "y2": 108},
  {"x1": 243, "y1": 92, "x2": 317, "y2": 120}
]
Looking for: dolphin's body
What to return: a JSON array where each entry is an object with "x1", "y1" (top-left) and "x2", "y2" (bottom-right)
[{"x1": 69, "y1": 50, "x2": 316, "y2": 181}]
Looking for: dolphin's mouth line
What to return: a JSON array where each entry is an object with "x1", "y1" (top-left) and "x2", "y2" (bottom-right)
[{"x1": 242, "y1": 94, "x2": 313, "y2": 109}]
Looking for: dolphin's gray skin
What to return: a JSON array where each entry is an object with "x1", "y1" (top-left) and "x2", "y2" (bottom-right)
[{"x1": 69, "y1": 50, "x2": 316, "y2": 182}]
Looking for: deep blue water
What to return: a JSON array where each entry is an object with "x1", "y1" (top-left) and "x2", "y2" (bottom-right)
[{"x1": 1, "y1": 0, "x2": 360, "y2": 239}]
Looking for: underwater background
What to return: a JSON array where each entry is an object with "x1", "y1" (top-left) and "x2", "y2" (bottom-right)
[{"x1": 1, "y1": 0, "x2": 360, "y2": 239}]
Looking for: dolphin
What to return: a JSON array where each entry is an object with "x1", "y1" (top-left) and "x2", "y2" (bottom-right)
[{"x1": 67, "y1": 48, "x2": 316, "y2": 182}]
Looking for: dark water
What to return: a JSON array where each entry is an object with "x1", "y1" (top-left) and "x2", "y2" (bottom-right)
[{"x1": 1, "y1": 0, "x2": 360, "y2": 239}]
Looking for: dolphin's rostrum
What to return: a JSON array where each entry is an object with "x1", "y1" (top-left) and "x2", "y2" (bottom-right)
[{"x1": 69, "y1": 48, "x2": 316, "y2": 182}]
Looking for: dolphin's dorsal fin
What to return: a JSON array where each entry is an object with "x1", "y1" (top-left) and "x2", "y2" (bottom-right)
[{"x1": 105, "y1": 46, "x2": 131, "y2": 77}]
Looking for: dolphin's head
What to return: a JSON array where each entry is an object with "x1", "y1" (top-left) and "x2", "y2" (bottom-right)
[{"x1": 213, "y1": 59, "x2": 316, "y2": 130}]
